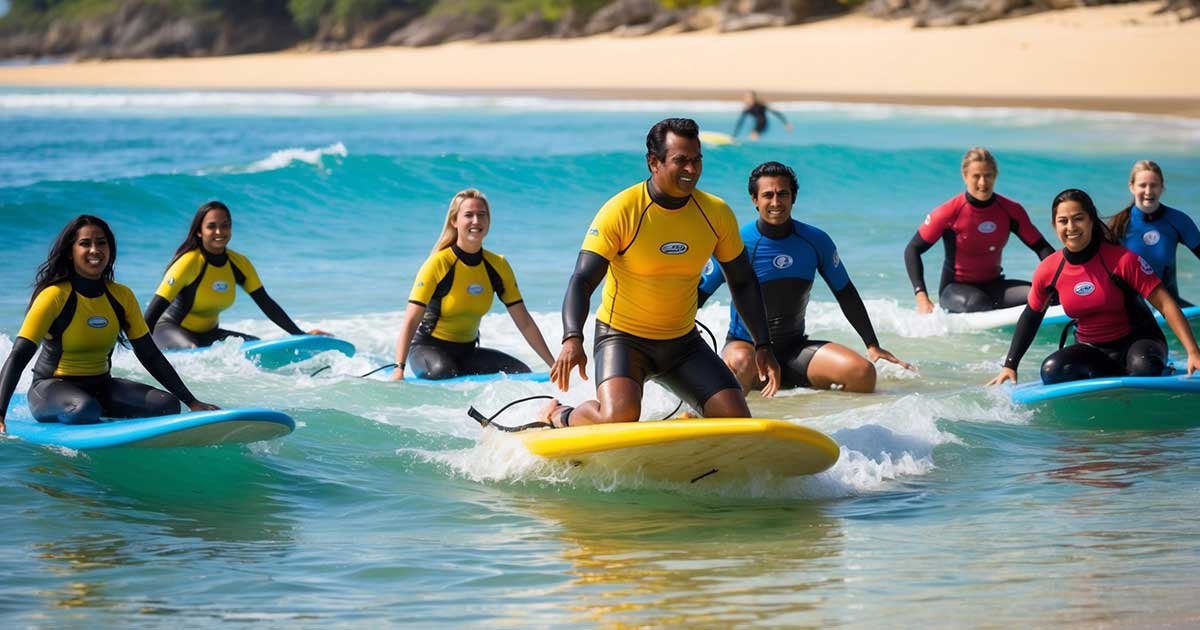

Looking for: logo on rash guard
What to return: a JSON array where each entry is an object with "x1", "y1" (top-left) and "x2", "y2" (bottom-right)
[
  {"x1": 923, "y1": 215, "x2": 932, "y2": 226},
  {"x1": 978, "y1": 221, "x2": 997, "y2": 234},
  {"x1": 703, "y1": 259, "x2": 715, "y2": 275},
  {"x1": 1139, "y1": 257, "x2": 1155, "y2": 276},
  {"x1": 772, "y1": 254, "x2": 793, "y2": 269},
  {"x1": 832, "y1": 251, "x2": 841, "y2": 267},
  {"x1": 467, "y1": 284, "x2": 484, "y2": 295},
  {"x1": 1073, "y1": 282, "x2": 1096, "y2": 296},
  {"x1": 167, "y1": 277, "x2": 175, "y2": 286},
  {"x1": 213, "y1": 281, "x2": 229, "y2": 292},
  {"x1": 660, "y1": 242, "x2": 689, "y2": 255},
  {"x1": 588, "y1": 227, "x2": 600, "y2": 236},
  {"x1": 1143, "y1": 230, "x2": 1161, "y2": 246},
  {"x1": 87, "y1": 316, "x2": 109, "y2": 329}
]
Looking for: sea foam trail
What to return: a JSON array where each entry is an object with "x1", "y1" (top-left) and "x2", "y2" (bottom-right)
[{"x1": 200, "y1": 142, "x2": 349, "y2": 175}]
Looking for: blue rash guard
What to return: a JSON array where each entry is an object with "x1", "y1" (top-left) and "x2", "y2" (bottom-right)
[
  {"x1": 700, "y1": 218, "x2": 876, "y2": 348},
  {"x1": 1121, "y1": 205, "x2": 1200, "y2": 302}
]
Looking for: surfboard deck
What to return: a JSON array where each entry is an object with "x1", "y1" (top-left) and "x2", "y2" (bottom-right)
[
  {"x1": 1010, "y1": 374, "x2": 1200, "y2": 429},
  {"x1": 519, "y1": 418, "x2": 839, "y2": 482},
  {"x1": 382, "y1": 365, "x2": 549, "y2": 384},
  {"x1": 698, "y1": 131, "x2": 737, "y2": 146},
  {"x1": 171, "y1": 334, "x2": 355, "y2": 369},
  {"x1": 4, "y1": 394, "x2": 294, "y2": 449}
]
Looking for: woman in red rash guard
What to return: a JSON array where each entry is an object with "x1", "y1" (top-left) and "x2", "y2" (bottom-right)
[
  {"x1": 905, "y1": 147, "x2": 1054, "y2": 314},
  {"x1": 989, "y1": 188, "x2": 1200, "y2": 386}
]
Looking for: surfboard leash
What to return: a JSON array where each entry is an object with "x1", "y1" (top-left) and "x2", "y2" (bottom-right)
[{"x1": 467, "y1": 395, "x2": 556, "y2": 432}]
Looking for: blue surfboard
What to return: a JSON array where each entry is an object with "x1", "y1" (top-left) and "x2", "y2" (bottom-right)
[
  {"x1": 172, "y1": 334, "x2": 355, "y2": 369},
  {"x1": 1010, "y1": 373, "x2": 1200, "y2": 429},
  {"x1": 4, "y1": 394, "x2": 294, "y2": 449},
  {"x1": 1039, "y1": 304, "x2": 1200, "y2": 329},
  {"x1": 393, "y1": 368, "x2": 550, "y2": 385}
]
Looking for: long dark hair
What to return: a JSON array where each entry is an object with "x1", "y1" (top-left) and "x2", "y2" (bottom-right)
[
  {"x1": 167, "y1": 200, "x2": 231, "y2": 269},
  {"x1": 1052, "y1": 188, "x2": 1115, "y2": 247},
  {"x1": 31, "y1": 215, "x2": 118, "y2": 305},
  {"x1": 1107, "y1": 160, "x2": 1164, "y2": 242}
]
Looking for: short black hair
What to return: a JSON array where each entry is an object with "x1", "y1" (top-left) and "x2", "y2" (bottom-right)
[
  {"x1": 748, "y1": 161, "x2": 799, "y2": 198},
  {"x1": 646, "y1": 117, "x2": 700, "y2": 162}
]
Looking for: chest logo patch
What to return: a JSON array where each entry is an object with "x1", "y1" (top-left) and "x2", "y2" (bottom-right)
[
  {"x1": 772, "y1": 254, "x2": 794, "y2": 269},
  {"x1": 213, "y1": 281, "x2": 229, "y2": 292},
  {"x1": 467, "y1": 284, "x2": 484, "y2": 295},
  {"x1": 87, "y1": 315, "x2": 109, "y2": 329},
  {"x1": 1143, "y1": 230, "x2": 1161, "y2": 246},
  {"x1": 1073, "y1": 282, "x2": 1096, "y2": 297},
  {"x1": 660, "y1": 242, "x2": 689, "y2": 255},
  {"x1": 978, "y1": 221, "x2": 997, "y2": 234},
  {"x1": 1138, "y1": 256, "x2": 1155, "y2": 276}
]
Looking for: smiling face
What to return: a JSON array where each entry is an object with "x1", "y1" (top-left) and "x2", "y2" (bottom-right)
[
  {"x1": 962, "y1": 160, "x2": 997, "y2": 202},
  {"x1": 753, "y1": 175, "x2": 795, "y2": 226},
  {"x1": 453, "y1": 197, "x2": 490, "y2": 252},
  {"x1": 198, "y1": 208, "x2": 232, "y2": 254},
  {"x1": 1054, "y1": 200, "x2": 1093, "y2": 252},
  {"x1": 73, "y1": 224, "x2": 110, "y2": 280},
  {"x1": 649, "y1": 132, "x2": 702, "y2": 198},
  {"x1": 1129, "y1": 169, "x2": 1164, "y2": 214}
]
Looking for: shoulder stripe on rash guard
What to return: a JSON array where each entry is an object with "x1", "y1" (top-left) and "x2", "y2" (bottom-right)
[{"x1": 693, "y1": 198, "x2": 720, "y2": 239}]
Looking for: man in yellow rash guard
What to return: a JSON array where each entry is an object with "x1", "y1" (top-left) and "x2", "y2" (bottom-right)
[
  {"x1": 0, "y1": 216, "x2": 215, "y2": 431},
  {"x1": 143, "y1": 201, "x2": 313, "y2": 349},
  {"x1": 545, "y1": 118, "x2": 781, "y2": 427}
]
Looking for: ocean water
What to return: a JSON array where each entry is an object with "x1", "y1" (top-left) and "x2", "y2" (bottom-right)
[{"x1": 1, "y1": 88, "x2": 1199, "y2": 626}]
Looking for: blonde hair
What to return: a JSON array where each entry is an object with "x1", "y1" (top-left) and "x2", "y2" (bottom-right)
[
  {"x1": 961, "y1": 147, "x2": 998, "y2": 174},
  {"x1": 432, "y1": 188, "x2": 490, "y2": 254},
  {"x1": 1109, "y1": 160, "x2": 1166, "y2": 241}
]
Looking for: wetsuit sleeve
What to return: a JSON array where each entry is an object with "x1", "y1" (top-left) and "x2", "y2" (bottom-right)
[
  {"x1": 1002, "y1": 306, "x2": 1047, "y2": 371},
  {"x1": 720, "y1": 250, "x2": 771, "y2": 347},
  {"x1": 17, "y1": 285, "x2": 69, "y2": 345},
  {"x1": 0, "y1": 338, "x2": 37, "y2": 420},
  {"x1": 561, "y1": 251, "x2": 609, "y2": 342},
  {"x1": 580, "y1": 197, "x2": 630, "y2": 261},
  {"x1": 904, "y1": 232, "x2": 935, "y2": 295},
  {"x1": 732, "y1": 111, "x2": 749, "y2": 137},
  {"x1": 1169, "y1": 210, "x2": 1200, "y2": 254},
  {"x1": 227, "y1": 251, "x2": 264, "y2": 293},
  {"x1": 697, "y1": 257, "x2": 725, "y2": 308},
  {"x1": 154, "y1": 251, "x2": 202, "y2": 301},
  {"x1": 768, "y1": 107, "x2": 789, "y2": 124},
  {"x1": 408, "y1": 252, "x2": 451, "y2": 307},
  {"x1": 492, "y1": 255, "x2": 524, "y2": 306},
  {"x1": 143, "y1": 295, "x2": 169, "y2": 330},
  {"x1": 114, "y1": 284, "x2": 151, "y2": 340},
  {"x1": 248, "y1": 288, "x2": 305, "y2": 335},
  {"x1": 1116, "y1": 250, "x2": 1163, "y2": 299},
  {"x1": 1009, "y1": 202, "x2": 1054, "y2": 259},
  {"x1": 815, "y1": 230, "x2": 851, "y2": 292},
  {"x1": 711, "y1": 203, "x2": 746, "y2": 264},
  {"x1": 833, "y1": 282, "x2": 880, "y2": 349},
  {"x1": 129, "y1": 335, "x2": 196, "y2": 406}
]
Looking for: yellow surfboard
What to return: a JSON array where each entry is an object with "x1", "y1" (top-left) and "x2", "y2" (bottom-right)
[
  {"x1": 519, "y1": 418, "x2": 839, "y2": 483},
  {"x1": 698, "y1": 131, "x2": 737, "y2": 146}
]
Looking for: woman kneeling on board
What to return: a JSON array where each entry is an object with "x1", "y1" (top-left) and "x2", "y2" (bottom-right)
[
  {"x1": 143, "y1": 201, "x2": 330, "y2": 349},
  {"x1": 392, "y1": 189, "x2": 555, "y2": 380},
  {"x1": 988, "y1": 189, "x2": 1200, "y2": 386},
  {"x1": 0, "y1": 215, "x2": 217, "y2": 433}
]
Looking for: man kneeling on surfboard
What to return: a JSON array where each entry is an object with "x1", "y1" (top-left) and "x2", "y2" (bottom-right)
[{"x1": 543, "y1": 118, "x2": 781, "y2": 427}]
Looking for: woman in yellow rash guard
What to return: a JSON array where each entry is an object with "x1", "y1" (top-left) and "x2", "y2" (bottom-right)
[
  {"x1": 143, "y1": 201, "x2": 329, "y2": 349},
  {"x1": 392, "y1": 189, "x2": 555, "y2": 380},
  {"x1": 0, "y1": 215, "x2": 217, "y2": 433}
]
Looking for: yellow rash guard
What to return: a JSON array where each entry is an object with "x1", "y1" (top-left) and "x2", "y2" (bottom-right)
[
  {"x1": 581, "y1": 181, "x2": 744, "y2": 339},
  {"x1": 153, "y1": 248, "x2": 263, "y2": 333},
  {"x1": 407, "y1": 245, "x2": 523, "y2": 343},
  {"x1": 18, "y1": 277, "x2": 150, "y2": 378}
]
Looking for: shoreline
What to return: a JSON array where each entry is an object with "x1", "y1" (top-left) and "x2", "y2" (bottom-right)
[{"x1": 2, "y1": 4, "x2": 1198, "y2": 118}]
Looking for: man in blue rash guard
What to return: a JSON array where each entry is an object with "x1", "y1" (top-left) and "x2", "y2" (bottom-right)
[{"x1": 699, "y1": 161, "x2": 913, "y2": 392}]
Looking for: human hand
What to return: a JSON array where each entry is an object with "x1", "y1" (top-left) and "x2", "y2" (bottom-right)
[
  {"x1": 307, "y1": 329, "x2": 332, "y2": 337},
  {"x1": 756, "y1": 346, "x2": 781, "y2": 398},
  {"x1": 868, "y1": 346, "x2": 915, "y2": 372},
  {"x1": 915, "y1": 292, "x2": 935, "y2": 314},
  {"x1": 188, "y1": 400, "x2": 220, "y2": 412},
  {"x1": 1186, "y1": 351, "x2": 1200, "y2": 376},
  {"x1": 390, "y1": 366, "x2": 405, "y2": 381},
  {"x1": 551, "y1": 337, "x2": 589, "y2": 393},
  {"x1": 986, "y1": 368, "x2": 1017, "y2": 386}
]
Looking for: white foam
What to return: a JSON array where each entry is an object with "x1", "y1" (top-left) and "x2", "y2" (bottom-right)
[{"x1": 199, "y1": 141, "x2": 348, "y2": 175}]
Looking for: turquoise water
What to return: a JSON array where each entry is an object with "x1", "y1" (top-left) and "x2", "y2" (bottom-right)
[{"x1": 2, "y1": 88, "x2": 1200, "y2": 625}]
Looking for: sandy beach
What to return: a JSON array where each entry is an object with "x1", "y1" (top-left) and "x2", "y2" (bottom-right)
[{"x1": 1, "y1": 2, "x2": 1199, "y2": 115}]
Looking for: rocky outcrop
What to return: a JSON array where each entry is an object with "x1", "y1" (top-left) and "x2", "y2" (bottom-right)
[{"x1": 386, "y1": 13, "x2": 494, "y2": 47}]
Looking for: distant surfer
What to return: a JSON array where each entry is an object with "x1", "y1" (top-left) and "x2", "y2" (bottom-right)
[
  {"x1": 143, "y1": 201, "x2": 330, "y2": 349},
  {"x1": 732, "y1": 91, "x2": 792, "y2": 141},
  {"x1": 1108, "y1": 160, "x2": 1200, "y2": 306},
  {"x1": 905, "y1": 147, "x2": 1055, "y2": 314},
  {"x1": 392, "y1": 189, "x2": 555, "y2": 380},
  {"x1": 0, "y1": 215, "x2": 217, "y2": 433},
  {"x1": 700, "y1": 161, "x2": 913, "y2": 392},
  {"x1": 543, "y1": 118, "x2": 781, "y2": 427},
  {"x1": 988, "y1": 189, "x2": 1200, "y2": 386}
]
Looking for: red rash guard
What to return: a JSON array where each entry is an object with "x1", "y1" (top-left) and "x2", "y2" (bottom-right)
[
  {"x1": 1029, "y1": 242, "x2": 1162, "y2": 343},
  {"x1": 918, "y1": 193, "x2": 1044, "y2": 284}
]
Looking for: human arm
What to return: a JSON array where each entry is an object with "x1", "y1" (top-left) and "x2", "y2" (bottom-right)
[
  {"x1": 391, "y1": 302, "x2": 426, "y2": 381},
  {"x1": 552, "y1": 251, "x2": 608, "y2": 392},
  {"x1": 507, "y1": 302, "x2": 555, "y2": 368},
  {"x1": 247, "y1": 288, "x2": 307, "y2": 336},
  {"x1": 987, "y1": 305, "x2": 1047, "y2": 385},
  {"x1": 0, "y1": 338, "x2": 37, "y2": 432},
  {"x1": 832, "y1": 282, "x2": 914, "y2": 371},
  {"x1": 767, "y1": 107, "x2": 793, "y2": 131},
  {"x1": 720, "y1": 250, "x2": 781, "y2": 397},
  {"x1": 904, "y1": 232, "x2": 936, "y2": 313},
  {"x1": 1147, "y1": 285, "x2": 1200, "y2": 375},
  {"x1": 697, "y1": 257, "x2": 726, "y2": 308},
  {"x1": 731, "y1": 111, "x2": 749, "y2": 138},
  {"x1": 143, "y1": 295, "x2": 169, "y2": 331},
  {"x1": 128, "y1": 334, "x2": 216, "y2": 410}
]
